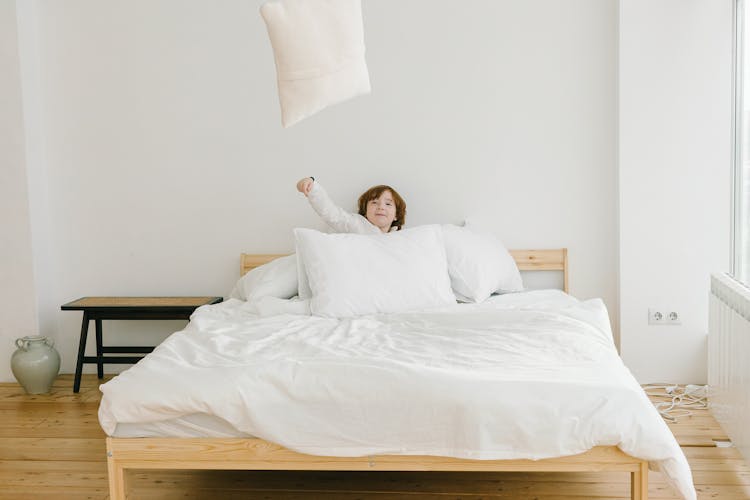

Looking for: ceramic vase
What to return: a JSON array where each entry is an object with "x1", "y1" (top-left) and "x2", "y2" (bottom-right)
[{"x1": 11, "y1": 336, "x2": 60, "y2": 394}]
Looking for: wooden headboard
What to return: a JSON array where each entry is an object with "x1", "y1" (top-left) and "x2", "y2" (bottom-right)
[
  {"x1": 510, "y1": 249, "x2": 568, "y2": 293},
  {"x1": 240, "y1": 249, "x2": 568, "y2": 293}
]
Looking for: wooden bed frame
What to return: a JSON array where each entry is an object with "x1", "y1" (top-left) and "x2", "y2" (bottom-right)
[
  {"x1": 106, "y1": 248, "x2": 650, "y2": 499},
  {"x1": 240, "y1": 249, "x2": 570, "y2": 293}
]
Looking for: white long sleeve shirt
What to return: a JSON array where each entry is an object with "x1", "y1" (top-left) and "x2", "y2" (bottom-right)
[{"x1": 307, "y1": 182, "x2": 385, "y2": 234}]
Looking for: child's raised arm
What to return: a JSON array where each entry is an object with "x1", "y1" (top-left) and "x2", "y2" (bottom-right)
[{"x1": 296, "y1": 178, "x2": 379, "y2": 234}]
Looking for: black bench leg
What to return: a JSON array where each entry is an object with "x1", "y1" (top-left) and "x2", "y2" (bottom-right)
[
  {"x1": 95, "y1": 319, "x2": 104, "y2": 379},
  {"x1": 73, "y1": 312, "x2": 89, "y2": 393}
]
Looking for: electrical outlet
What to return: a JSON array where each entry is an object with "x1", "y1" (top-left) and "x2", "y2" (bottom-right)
[
  {"x1": 648, "y1": 309, "x2": 681, "y2": 325},
  {"x1": 666, "y1": 311, "x2": 681, "y2": 325},
  {"x1": 648, "y1": 309, "x2": 665, "y2": 325}
]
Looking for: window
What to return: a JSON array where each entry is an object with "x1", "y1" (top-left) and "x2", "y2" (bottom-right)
[{"x1": 734, "y1": 0, "x2": 750, "y2": 284}]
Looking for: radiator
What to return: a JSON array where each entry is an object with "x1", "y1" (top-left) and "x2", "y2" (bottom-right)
[{"x1": 709, "y1": 272, "x2": 750, "y2": 461}]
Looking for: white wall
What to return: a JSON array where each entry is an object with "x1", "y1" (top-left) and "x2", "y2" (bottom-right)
[
  {"x1": 4, "y1": 1, "x2": 733, "y2": 387},
  {"x1": 4, "y1": 0, "x2": 650, "y2": 382},
  {"x1": 0, "y1": 1, "x2": 38, "y2": 381},
  {"x1": 619, "y1": 0, "x2": 732, "y2": 384},
  {"x1": 5, "y1": 0, "x2": 619, "y2": 378}
]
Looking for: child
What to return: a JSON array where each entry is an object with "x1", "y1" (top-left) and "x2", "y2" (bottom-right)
[{"x1": 296, "y1": 177, "x2": 406, "y2": 234}]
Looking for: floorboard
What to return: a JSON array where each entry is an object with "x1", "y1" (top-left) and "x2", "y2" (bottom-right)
[{"x1": 0, "y1": 374, "x2": 748, "y2": 499}]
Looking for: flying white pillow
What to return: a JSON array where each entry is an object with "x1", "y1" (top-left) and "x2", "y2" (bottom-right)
[{"x1": 260, "y1": 0, "x2": 371, "y2": 127}]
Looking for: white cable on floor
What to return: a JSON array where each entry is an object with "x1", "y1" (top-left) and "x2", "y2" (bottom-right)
[{"x1": 642, "y1": 384, "x2": 709, "y2": 422}]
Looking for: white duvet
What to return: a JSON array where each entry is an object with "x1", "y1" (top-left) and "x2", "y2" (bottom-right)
[{"x1": 98, "y1": 290, "x2": 695, "y2": 499}]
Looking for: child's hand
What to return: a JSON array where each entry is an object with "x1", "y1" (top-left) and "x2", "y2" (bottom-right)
[{"x1": 296, "y1": 177, "x2": 314, "y2": 196}]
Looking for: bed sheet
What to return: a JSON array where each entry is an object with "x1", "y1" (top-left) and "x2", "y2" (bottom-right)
[{"x1": 98, "y1": 290, "x2": 695, "y2": 499}]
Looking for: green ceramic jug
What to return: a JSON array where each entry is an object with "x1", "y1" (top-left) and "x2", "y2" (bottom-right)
[{"x1": 11, "y1": 336, "x2": 61, "y2": 394}]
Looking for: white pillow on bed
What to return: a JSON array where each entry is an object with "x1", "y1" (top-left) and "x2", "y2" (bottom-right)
[
  {"x1": 442, "y1": 224, "x2": 524, "y2": 303},
  {"x1": 229, "y1": 254, "x2": 298, "y2": 301},
  {"x1": 294, "y1": 225, "x2": 455, "y2": 318},
  {"x1": 296, "y1": 252, "x2": 313, "y2": 300}
]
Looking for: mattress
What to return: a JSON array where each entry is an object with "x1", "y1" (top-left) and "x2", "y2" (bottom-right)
[
  {"x1": 98, "y1": 290, "x2": 696, "y2": 499},
  {"x1": 110, "y1": 412, "x2": 250, "y2": 438}
]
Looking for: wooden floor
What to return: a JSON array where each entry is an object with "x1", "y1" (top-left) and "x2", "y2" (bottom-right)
[{"x1": 1, "y1": 375, "x2": 749, "y2": 499}]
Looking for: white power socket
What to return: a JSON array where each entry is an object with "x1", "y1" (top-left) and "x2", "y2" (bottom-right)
[
  {"x1": 666, "y1": 311, "x2": 681, "y2": 325},
  {"x1": 648, "y1": 309, "x2": 665, "y2": 325},
  {"x1": 648, "y1": 309, "x2": 681, "y2": 325}
]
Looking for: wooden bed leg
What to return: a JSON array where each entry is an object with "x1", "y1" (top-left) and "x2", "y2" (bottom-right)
[
  {"x1": 630, "y1": 461, "x2": 649, "y2": 500},
  {"x1": 106, "y1": 438, "x2": 127, "y2": 500}
]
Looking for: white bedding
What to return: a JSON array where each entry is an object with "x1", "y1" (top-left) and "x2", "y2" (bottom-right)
[{"x1": 98, "y1": 290, "x2": 695, "y2": 499}]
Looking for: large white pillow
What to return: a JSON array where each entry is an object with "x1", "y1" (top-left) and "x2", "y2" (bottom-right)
[
  {"x1": 294, "y1": 225, "x2": 455, "y2": 317},
  {"x1": 442, "y1": 224, "x2": 524, "y2": 303},
  {"x1": 229, "y1": 254, "x2": 298, "y2": 301},
  {"x1": 260, "y1": 0, "x2": 371, "y2": 128},
  {"x1": 296, "y1": 251, "x2": 312, "y2": 300}
]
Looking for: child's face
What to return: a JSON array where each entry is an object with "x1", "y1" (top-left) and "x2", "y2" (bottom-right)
[{"x1": 365, "y1": 190, "x2": 397, "y2": 232}]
